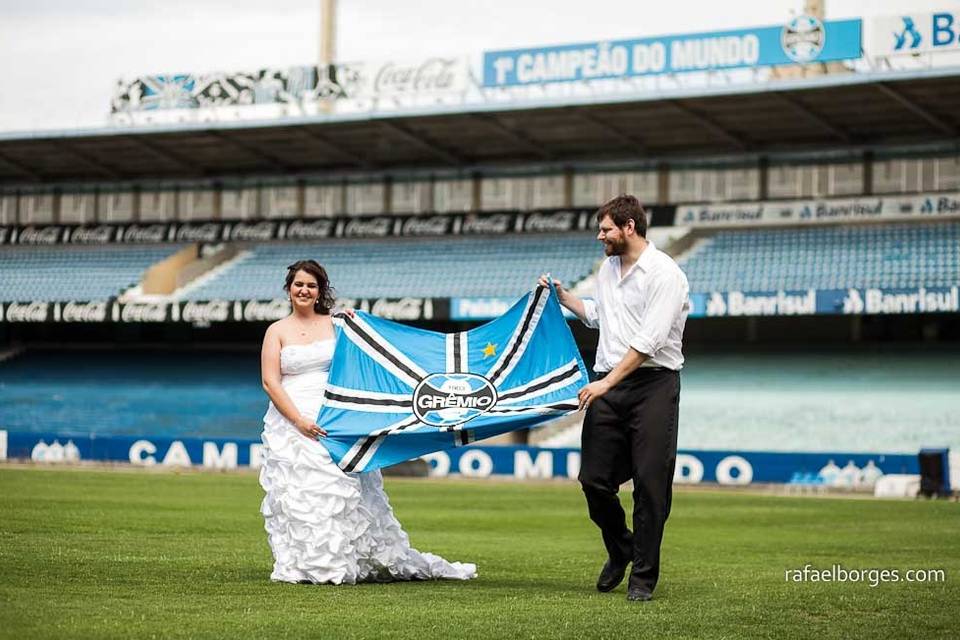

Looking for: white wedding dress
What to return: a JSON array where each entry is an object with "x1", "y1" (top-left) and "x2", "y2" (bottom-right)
[{"x1": 259, "y1": 338, "x2": 477, "y2": 584}]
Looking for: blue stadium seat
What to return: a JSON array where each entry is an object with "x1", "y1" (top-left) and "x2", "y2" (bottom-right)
[
  {"x1": 679, "y1": 222, "x2": 960, "y2": 292},
  {"x1": 0, "y1": 349, "x2": 262, "y2": 439},
  {"x1": 182, "y1": 234, "x2": 601, "y2": 300},
  {"x1": 0, "y1": 244, "x2": 184, "y2": 302}
]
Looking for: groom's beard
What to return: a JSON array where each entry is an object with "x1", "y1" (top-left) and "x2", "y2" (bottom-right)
[{"x1": 603, "y1": 236, "x2": 626, "y2": 256}]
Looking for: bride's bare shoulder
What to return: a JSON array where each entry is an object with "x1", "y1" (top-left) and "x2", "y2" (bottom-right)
[
  {"x1": 264, "y1": 316, "x2": 293, "y2": 338},
  {"x1": 269, "y1": 316, "x2": 293, "y2": 328}
]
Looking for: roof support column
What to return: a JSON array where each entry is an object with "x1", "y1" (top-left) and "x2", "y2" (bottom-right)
[{"x1": 758, "y1": 157, "x2": 769, "y2": 201}]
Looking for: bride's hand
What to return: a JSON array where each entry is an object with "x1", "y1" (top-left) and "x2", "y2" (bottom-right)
[{"x1": 294, "y1": 417, "x2": 327, "y2": 439}]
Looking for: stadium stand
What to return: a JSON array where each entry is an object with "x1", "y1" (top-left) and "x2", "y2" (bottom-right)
[
  {"x1": 3, "y1": 222, "x2": 955, "y2": 304},
  {"x1": 679, "y1": 221, "x2": 960, "y2": 292},
  {"x1": 4, "y1": 346, "x2": 958, "y2": 455},
  {"x1": 537, "y1": 347, "x2": 960, "y2": 454},
  {"x1": 0, "y1": 244, "x2": 185, "y2": 302},
  {"x1": 180, "y1": 234, "x2": 601, "y2": 300},
  {"x1": 0, "y1": 349, "x2": 262, "y2": 439}
]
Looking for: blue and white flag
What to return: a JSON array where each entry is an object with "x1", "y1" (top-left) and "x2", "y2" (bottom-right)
[{"x1": 318, "y1": 284, "x2": 588, "y2": 473}]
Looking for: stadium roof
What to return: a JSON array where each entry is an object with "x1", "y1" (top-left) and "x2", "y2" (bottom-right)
[{"x1": 1, "y1": 66, "x2": 959, "y2": 185}]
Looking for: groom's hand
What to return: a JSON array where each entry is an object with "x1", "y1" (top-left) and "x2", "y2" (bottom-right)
[
  {"x1": 538, "y1": 274, "x2": 569, "y2": 303},
  {"x1": 537, "y1": 274, "x2": 562, "y2": 291},
  {"x1": 578, "y1": 379, "x2": 611, "y2": 410}
]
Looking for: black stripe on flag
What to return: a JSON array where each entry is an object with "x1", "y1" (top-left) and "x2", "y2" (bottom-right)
[
  {"x1": 497, "y1": 362, "x2": 580, "y2": 402},
  {"x1": 453, "y1": 332, "x2": 462, "y2": 373},
  {"x1": 488, "y1": 285, "x2": 546, "y2": 384},
  {"x1": 341, "y1": 315, "x2": 424, "y2": 383},
  {"x1": 341, "y1": 415, "x2": 421, "y2": 473},
  {"x1": 325, "y1": 390, "x2": 412, "y2": 408},
  {"x1": 489, "y1": 401, "x2": 579, "y2": 414},
  {"x1": 342, "y1": 435, "x2": 382, "y2": 473}
]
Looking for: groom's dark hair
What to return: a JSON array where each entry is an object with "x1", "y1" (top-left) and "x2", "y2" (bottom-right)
[
  {"x1": 596, "y1": 194, "x2": 648, "y2": 237},
  {"x1": 284, "y1": 259, "x2": 336, "y2": 315}
]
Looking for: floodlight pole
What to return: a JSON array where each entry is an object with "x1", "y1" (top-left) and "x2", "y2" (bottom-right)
[
  {"x1": 319, "y1": 0, "x2": 337, "y2": 68},
  {"x1": 319, "y1": 0, "x2": 337, "y2": 114},
  {"x1": 806, "y1": 0, "x2": 823, "y2": 19}
]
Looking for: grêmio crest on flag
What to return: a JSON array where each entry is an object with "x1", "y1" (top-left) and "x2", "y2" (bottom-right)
[{"x1": 318, "y1": 283, "x2": 588, "y2": 473}]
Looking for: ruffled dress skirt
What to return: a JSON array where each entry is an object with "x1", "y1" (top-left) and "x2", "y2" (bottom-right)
[{"x1": 259, "y1": 402, "x2": 477, "y2": 584}]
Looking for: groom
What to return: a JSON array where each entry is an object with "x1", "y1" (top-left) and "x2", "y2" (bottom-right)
[{"x1": 541, "y1": 195, "x2": 689, "y2": 602}]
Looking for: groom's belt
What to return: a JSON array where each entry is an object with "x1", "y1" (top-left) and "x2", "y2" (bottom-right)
[{"x1": 595, "y1": 366, "x2": 674, "y2": 380}]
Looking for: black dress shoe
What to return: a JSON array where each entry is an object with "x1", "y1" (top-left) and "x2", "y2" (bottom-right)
[
  {"x1": 626, "y1": 587, "x2": 653, "y2": 602},
  {"x1": 596, "y1": 558, "x2": 629, "y2": 592}
]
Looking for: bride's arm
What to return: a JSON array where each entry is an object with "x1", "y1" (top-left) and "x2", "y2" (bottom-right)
[{"x1": 261, "y1": 323, "x2": 327, "y2": 439}]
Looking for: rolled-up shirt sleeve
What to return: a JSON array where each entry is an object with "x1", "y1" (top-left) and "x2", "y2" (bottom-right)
[
  {"x1": 628, "y1": 269, "x2": 687, "y2": 358},
  {"x1": 581, "y1": 297, "x2": 600, "y2": 329}
]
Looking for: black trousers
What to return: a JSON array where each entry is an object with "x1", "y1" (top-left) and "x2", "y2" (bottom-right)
[{"x1": 579, "y1": 367, "x2": 680, "y2": 593}]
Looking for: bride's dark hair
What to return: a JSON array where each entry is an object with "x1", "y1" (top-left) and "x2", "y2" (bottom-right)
[{"x1": 284, "y1": 259, "x2": 336, "y2": 314}]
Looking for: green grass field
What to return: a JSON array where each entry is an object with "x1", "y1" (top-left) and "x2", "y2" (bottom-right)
[{"x1": 0, "y1": 467, "x2": 957, "y2": 640}]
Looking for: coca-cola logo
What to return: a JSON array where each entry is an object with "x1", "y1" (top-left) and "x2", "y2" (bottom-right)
[
  {"x1": 243, "y1": 299, "x2": 291, "y2": 322},
  {"x1": 175, "y1": 223, "x2": 222, "y2": 243},
  {"x1": 341, "y1": 217, "x2": 392, "y2": 238},
  {"x1": 335, "y1": 298, "x2": 375, "y2": 314},
  {"x1": 285, "y1": 220, "x2": 334, "y2": 240},
  {"x1": 6, "y1": 301, "x2": 50, "y2": 322},
  {"x1": 229, "y1": 222, "x2": 277, "y2": 241},
  {"x1": 61, "y1": 301, "x2": 108, "y2": 322},
  {"x1": 121, "y1": 224, "x2": 168, "y2": 243},
  {"x1": 523, "y1": 212, "x2": 576, "y2": 232},
  {"x1": 119, "y1": 303, "x2": 169, "y2": 323},
  {"x1": 373, "y1": 58, "x2": 460, "y2": 95},
  {"x1": 181, "y1": 300, "x2": 230, "y2": 324},
  {"x1": 461, "y1": 214, "x2": 512, "y2": 235},
  {"x1": 69, "y1": 226, "x2": 115, "y2": 244},
  {"x1": 401, "y1": 216, "x2": 451, "y2": 236},
  {"x1": 17, "y1": 226, "x2": 62, "y2": 245},
  {"x1": 371, "y1": 297, "x2": 429, "y2": 321}
]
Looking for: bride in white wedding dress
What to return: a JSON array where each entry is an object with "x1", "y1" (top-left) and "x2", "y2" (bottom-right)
[{"x1": 258, "y1": 260, "x2": 477, "y2": 584}]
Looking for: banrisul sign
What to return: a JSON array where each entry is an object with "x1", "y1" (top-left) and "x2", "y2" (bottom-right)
[
  {"x1": 871, "y1": 12, "x2": 960, "y2": 57},
  {"x1": 483, "y1": 16, "x2": 861, "y2": 87},
  {"x1": 677, "y1": 192, "x2": 960, "y2": 228},
  {"x1": 688, "y1": 287, "x2": 960, "y2": 318},
  {"x1": 833, "y1": 287, "x2": 960, "y2": 315},
  {"x1": 700, "y1": 290, "x2": 816, "y2": 317}
]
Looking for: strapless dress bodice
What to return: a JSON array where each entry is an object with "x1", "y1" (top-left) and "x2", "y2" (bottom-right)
[
  {"x1": 280, "y1": 339, "x2": 334, "y2": 376},
  {"x1": 272, "y1": 339, "x2": 335, "y2": 417}
]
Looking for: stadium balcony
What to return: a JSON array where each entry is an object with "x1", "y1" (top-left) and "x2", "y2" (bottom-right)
[
  {"x1": 177, "y1": 233, "x2": 603, "y2": 301},
  {"x1": 0, "y1": 227, "x2": 689, "y2": 306},
  {"x1": 677, "y1": 221, "x2": 960, "y2": 292},
  {"x1": 1, "y1": 67, "x2": 958, "y2": 183},
  {"x1": 4, "y1": 219, "x2": 957, "y2": 307}
]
